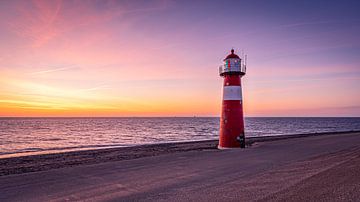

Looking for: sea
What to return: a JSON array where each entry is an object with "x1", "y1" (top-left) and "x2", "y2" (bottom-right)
[{"x1": 1, "y1": 117, "x2": 360, "y2": 158}]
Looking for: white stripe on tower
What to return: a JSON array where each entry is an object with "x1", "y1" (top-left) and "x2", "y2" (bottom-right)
[{"x1": 223, "y1": 86, "x2": 242, "y2": 100}]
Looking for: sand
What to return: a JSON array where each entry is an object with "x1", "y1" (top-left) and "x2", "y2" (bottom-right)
[{"x1": 0, "y1": 131, "x2": 359, "y2": 201}]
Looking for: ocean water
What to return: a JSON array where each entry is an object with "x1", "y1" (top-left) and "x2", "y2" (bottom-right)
[{"x1": 0, "y1": 117, "x2": 359, "y2": 157}]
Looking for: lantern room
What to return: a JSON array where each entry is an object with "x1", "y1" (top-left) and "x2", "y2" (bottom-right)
[{"x1": 219, "y1": 49, "x2": 246, "y2": 76}]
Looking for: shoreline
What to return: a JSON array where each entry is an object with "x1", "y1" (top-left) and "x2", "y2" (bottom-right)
[
  {"x1": 2, "y1": 130, "x2": 359, "y2": 159},
  {"x1": 0, "y1": 130, "x2": 359, "y2": 176}
]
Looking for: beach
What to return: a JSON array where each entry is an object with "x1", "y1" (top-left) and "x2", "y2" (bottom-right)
[{"x1": 1, "y1": 131, "x2": 359, "y2": 201}]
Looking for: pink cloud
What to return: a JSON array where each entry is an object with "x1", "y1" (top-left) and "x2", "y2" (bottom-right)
[
  {"x1": 5, "y1": 0, "x2": 169, "y2": 47},
  {"x1": 7, "y1": 0, "x2": 62, "y2": 47}
]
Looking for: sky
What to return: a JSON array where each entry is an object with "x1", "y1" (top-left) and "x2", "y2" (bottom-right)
[{"x1": 0, "y1": 0, "x2": 359, "y2": 117}]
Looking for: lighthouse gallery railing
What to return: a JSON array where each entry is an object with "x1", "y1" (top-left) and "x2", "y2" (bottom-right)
[{"x1": 219, "y1": 63, "x2": 246, "y2": 76}]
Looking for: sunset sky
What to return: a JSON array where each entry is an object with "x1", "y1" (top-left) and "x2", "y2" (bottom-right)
[{"x1": 0, "y1": 0, "x2": 359, "y2": 117}]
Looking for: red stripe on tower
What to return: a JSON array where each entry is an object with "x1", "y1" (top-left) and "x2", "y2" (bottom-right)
[{"x1": 218, "y1": 49, "x2": 246, "y2": 149}]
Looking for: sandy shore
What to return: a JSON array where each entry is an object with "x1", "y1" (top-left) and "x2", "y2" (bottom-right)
[{"x1": 0, "y1": 131, "x2": 360, "y2": 201}]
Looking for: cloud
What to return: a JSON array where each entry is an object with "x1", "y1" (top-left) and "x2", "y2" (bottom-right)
[
  {"x1": 5, "y1": 0, "x2": 170, "y2": 47},
  {"x1": 279, "y1": 19, "x2": 360, "y2": 28},
  {"x1": 7, "y1": 0, "x2": 63, "y2": 47},
  {"x1": 29, "y1": 65, "x2": 76, "y2": 75},
  {"x1": 77, "y1": 84, "x2": 112, "y2": 92}
]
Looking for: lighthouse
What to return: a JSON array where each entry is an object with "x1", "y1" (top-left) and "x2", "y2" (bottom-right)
[{"x1": 218, "y1": 49, "x2": 246, "y2": 149}]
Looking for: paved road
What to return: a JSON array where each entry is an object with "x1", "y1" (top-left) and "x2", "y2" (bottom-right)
[{"x1": 1, "y1": 132, "x2": 359, "y2": 201}]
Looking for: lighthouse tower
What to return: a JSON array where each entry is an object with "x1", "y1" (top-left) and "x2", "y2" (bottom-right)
[{"x1": 218, "y1": 49, "x2": 246, "y2": 149}]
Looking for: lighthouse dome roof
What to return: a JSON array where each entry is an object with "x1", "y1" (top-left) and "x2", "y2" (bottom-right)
[{"x1": 224, "y1": 49, "x2": 240, "y2": 60}]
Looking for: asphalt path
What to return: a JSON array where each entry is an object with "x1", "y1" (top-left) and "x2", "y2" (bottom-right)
[{"x1": 1, "y1": 132, "x2": 359, "y2": 201}]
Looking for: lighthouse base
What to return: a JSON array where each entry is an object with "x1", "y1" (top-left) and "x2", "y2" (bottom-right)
[
  {"x1": 218, "y1": 135, "x2": 246, "y2": 150},
  {"x1": 217, "y1": 145, "x2": 241, "y2": 150},
  {"x1": 217, "y1": 145, "x2": 245, "y2": 150}
]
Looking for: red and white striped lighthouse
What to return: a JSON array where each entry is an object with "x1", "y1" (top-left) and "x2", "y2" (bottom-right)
[{"x1": 218, "y1": 49, "x2": 246, "y2": 149}]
